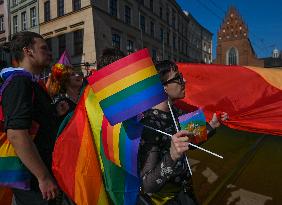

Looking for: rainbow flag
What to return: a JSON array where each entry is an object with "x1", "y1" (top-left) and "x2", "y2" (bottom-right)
[
  {"x1": 178, "y1": 109, "x2": 207, "y2": 144},
  {"x1": 87, "y1": 48, "x2": 167, "y2": 125},
  {"x1": 52, "y1": 86, "x2": 109, "y2": 205},
  {"x1": 0, "y1": 120, "x2": 38, "y2": 190},
  {"x1": 176, "y1": 63, "x2": 282, "y2": 136},
  {"x1": 101, "y1": 116, "x2": 143, "y2": 177},
  {"x1": 85, "y1": 86, "x2": 140, "y2": 204}
]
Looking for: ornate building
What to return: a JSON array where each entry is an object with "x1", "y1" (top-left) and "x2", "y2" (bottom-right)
[{"x1": 215, "y1": 6, "x2": 264, "y2": 67}]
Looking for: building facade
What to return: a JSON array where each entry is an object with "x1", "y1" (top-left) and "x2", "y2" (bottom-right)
[
  {"x1": 0, "y1": 1, "x2": 9, "y2": 43},
  {"x1": 9, "y1": 0, "x2": 39, "y2": 36},
  {"x1": 0, "y1": 0, "x2": 10, "y2": 67},
  {"x1": 39, "y1": 0, "x2": 95, "y2": 67},
  {"x1": 38, "y1": 0, "x2": 212, "y2": 69},
  {"x1": 215, "y1": 7, "x2": 264, "y2": 67},
  {"x1": 93, "y1": 0, "x2": 212, "y2": 63},
  {"x1": 262, "y1": 48, "x2": 282, "y2": 68}
]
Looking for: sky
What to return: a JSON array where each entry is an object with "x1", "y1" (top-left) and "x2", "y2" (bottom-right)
[{"x1": 176, "y1": 0, "x2": 282, "y2": 59}]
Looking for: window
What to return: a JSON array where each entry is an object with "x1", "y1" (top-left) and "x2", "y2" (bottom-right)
[
  {"x1": 0, "y1": 16, "x2": 4, "y2": 31},
  {"x1": 73, "y1": 0, "x2": 81, "y2": 11},
  {"x1": 160, "y1": 28, "x2": 164, "y2": 42},
  {"x1": 150, "y1": 21, "x2": 154, "y2": 37},
  {"x1": 127, "y1": 40, "x2": 134, "y2": 53},
  {"x1": 159, "y1": 7, "x2": 162, "y2": 19},
  {"x1": 12, "y1": 0, "x2": 18, "y2": 7},
  {"x1": 109, "y1": 0, "x2": 117, "y2": 17},
  {"x1": 140, "y1": 15, "x2": 145, "y2": 33},
  {"x1": 46, "y1": 38, "x2": 52, "y2": 51},
  {"x1": 112, "y1": 33, "x2": 120, "y2": 49},
  {"x1": 57, "y1": 0, "x2": 64, "y2": 17},
  {"x1": 228, "y1": 47, "x2": 237, "y2": 65},
  {"x1": 152, "y1": 48, "x2": 157, "y2": 61},
  {"x1": 149, "y1": 0, "x2": 153, "y2": 11},
  {"x1": 173, "y1": 34, "x2": 176, "y2": 49},
  {"x1": 166, "y1": 8, "x2": 169, "y2": 24},
  {"x1": 44, "y1": 1, "x2": 51, "y2": 21},
  {"x1": 172, "y1": 12, "x2": 176, "y2": 29},
  {"x1": 58, "y1": 34, "x2": 66, "y2": 56},
  {"x1": 21, "y1": 12, "x2": 27, "y2": 31},
  {"x1": 124, "y1": 5, "x2": 131, "y2": 25},
  {"x1": 30, "y1": 7, "x2": 36, "y2": 27},
  {"x1": 203, "y1": 43, "x2": 207, "y2": 51},
  {"x1": 13, "y1": 15, "x2": 18, "y2": 33},
  {"x1": 178, "y1": 37, "x2": 181, "y2": 51},
  {"x1": 166, "y1": 29, "x2": 170, "y2": 45},
  {"x1": 74, "y1": 30, "x2": 83, "y2": 55}
]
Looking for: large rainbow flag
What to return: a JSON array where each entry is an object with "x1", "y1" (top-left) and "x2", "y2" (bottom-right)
[
  {"x1": 85, "y1": 86, "x2": 140, "y2": 204},
  {"x1": 87, "y1": 48, "x2": 167, "y2": 125},
  {"x1": 176, "y1": 63, "x2": 282, "y2": 136},
  {"x1": 52, "y1": 87, "x2": 109, "y2": 205},
  {"x1": 53, "y1": 86, "x2": 140, "y2": 205}
]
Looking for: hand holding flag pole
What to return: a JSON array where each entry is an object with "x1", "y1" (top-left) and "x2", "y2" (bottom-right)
[
  {"x1": 143, "y1": 125, "x2": 223, "y2": 159},
  {"x1": 167, "y1": 100, "x2": 193, "y2": 176}
]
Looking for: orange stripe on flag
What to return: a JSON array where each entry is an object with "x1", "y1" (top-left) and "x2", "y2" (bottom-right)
[
  {"x1": 92, "y1": 57, "x2": 153, "y2": 92},
  {"x1": 246, "y1": 66, "x2": 282, "y2": 90},
  {"x1": 74, "y1": 114, "x2": 109, "y2": 205}
]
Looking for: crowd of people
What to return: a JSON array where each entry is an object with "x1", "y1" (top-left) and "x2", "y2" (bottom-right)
[{"x1": 1, "y1": 31, "x2": 227, "y2": 205}]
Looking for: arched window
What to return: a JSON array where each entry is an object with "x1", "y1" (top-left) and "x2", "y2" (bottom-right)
[{"x1": 228, "y1": 47, "x2": 237, "y2": 65}]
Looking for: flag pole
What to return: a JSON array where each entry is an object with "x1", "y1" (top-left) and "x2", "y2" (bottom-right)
[
  {"x1": 143, "y1": 125, "x2": 223, "y2": 159},
  {"x1": 167, "y1": 100, "x2": 193, "y2": 176}
]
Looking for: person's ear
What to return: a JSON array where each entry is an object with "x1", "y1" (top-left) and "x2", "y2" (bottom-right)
[{"x1": 23, "y1": 47, "x2": 34, "y2": 57}]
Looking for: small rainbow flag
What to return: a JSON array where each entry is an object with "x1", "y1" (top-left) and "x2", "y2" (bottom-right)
[
  {"x1": 101, "y1": 116, "x2": 143, "y2": 177},
  {"x1": 178, "y1": 109, "x2": 207, "y2": 144},
  {"x1": 87, "y1": 48, "x2": 167, "y2": 125}
]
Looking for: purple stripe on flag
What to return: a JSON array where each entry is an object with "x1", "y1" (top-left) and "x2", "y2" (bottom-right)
[
  {"x1": 0, "y1": 180, "x2": 30, "y2": 190},
  {"x1": 130, "y1": 138, "x2": 140, "y2": 176}
]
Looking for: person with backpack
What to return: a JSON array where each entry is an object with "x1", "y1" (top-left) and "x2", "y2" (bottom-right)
[{"x1": 1, "y1": 31, "x2": 59, "y2": 205}]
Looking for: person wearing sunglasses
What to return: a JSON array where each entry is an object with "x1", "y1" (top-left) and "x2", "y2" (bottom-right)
[{"x1": 138, "y1": 60, "x2": 228, "y2": 205}]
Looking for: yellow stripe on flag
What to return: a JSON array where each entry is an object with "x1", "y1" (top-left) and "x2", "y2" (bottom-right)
[
  {"x1": 85, "y1": 87, "x2": 105, "y2": 171},
  {"x1": 113, "y1": 123, "x2": 122, "y2": 167},
  {"x1": 95, "y1": 66, "x2": 157, "y2": 101},
  {"x1": 0, "y1": 143, "x2": 16, "y2": 157}
]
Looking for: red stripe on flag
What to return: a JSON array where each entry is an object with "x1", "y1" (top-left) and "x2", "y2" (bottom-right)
[
  {"x1": 52, "y1": 90, "x2": 87, "y2": 199},
  {"x1": 106, "y1": 122, "x2": 115, "y2": 162},
  {"x1": 87, "y1": 48, "x2": 150, "y2": 84},
  {"x1": 102, "y1": 117, "x2": 110, "y2": 159}
]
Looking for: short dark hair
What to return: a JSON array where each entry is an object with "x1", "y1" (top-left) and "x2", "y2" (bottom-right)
[
  {"x1": 155, "y1": 60, "x2": 178, "y2": 83},
  {"x1": 4, "y1": 31, "x2": 43, "y2": 62},
  {"x1": 97, "y1": 48, "x2": 125, "y2": 70}
]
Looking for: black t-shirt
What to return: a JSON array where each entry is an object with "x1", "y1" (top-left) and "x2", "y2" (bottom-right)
[{"x1": 2, "y1": 76, "x2": 59, "y2": 190}]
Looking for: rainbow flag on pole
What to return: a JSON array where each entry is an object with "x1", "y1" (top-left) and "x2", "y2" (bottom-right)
[
  {"x1": 87, "y1": 48, "x2": 167, "y2": 125},
  {"x1": 178, "y1": 109, "x2": 207, "y2": 144}
]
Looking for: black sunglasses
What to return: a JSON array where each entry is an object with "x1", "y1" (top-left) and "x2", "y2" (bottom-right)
[{"x1": 163, "y1": 73, "x2": 185, "y2": 85}]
